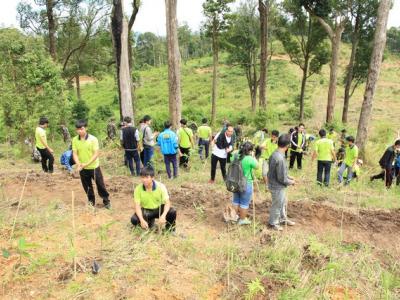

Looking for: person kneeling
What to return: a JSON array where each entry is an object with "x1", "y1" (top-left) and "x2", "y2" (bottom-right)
[{"x1": 131, "y1": 167, "x2": 176, "y2": 232}]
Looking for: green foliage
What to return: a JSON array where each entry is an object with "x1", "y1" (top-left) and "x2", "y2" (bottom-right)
[
  {"x1": 244, "y1": 278, "x2": 265, "y2": 300},
  {"x1": 71, "y1": 99, "x2": 90, "y2": 121},
  {"x1": 387, "y1": 26, "x2": 400, "y2": 55},
  {"x1": 94, "y1": 105, "x2": 113, "y2": 121},
  {"x1": 16, "y1": 237, "x2": 37, "y2": 265}
]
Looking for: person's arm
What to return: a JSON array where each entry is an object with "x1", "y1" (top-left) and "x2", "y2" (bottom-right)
[
  {"x1": 134, "y1": 202, "x2": 148, "y2": 229},
  {"x1": 352, "y1": 148, "x2": 359, "y2": 168},
  {"x1": 276, "y1": 160, "x2": 294, "y2": 186},
  {"x1": 159, "y1": 185, "x2": 171, "y2": 224},
  {"x1": 65, "y1": 152, "x2": 73, "y2": 172},
  {"x1": 331, "y1": 149, "x2": 337, "y2": 163},
  {"x1": 39, "y1": 134, "x2": 53, "y2": 153},
  {"x1": 81, "y1": 149, "x2": 99, "y2": 170},
  {"x1": 311, "y1": 150, "x2": 317, "y2": 162},
  {"x1": 190, "y1": 132, "x2": 195, "y2": 148},
  {"x1": 73, "y1": 150, "x2": 81, "y2": 170}
]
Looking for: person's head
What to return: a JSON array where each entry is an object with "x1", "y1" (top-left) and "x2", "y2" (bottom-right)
[
  {"x1": 298, "y1": 123, "x2": 305, "y2": 133},
  {"x1": 239, "y1": 141, "x2": 254, "y2": 158},
  {"x1": 164, "y1": 121, "x2": 172, "y2": 129},
  {"x1": 143, "y1": 115, "x2": 152, "y2": 125},
  {"x1": 394, "y1": 139, "x2": 400, "y2": 151},
  {"x1": 346, "y1": 136, "x2": 355, "y2": 145},
  {"x1": 262, "y1": 128, "x2": 268, "y2": 133},
  {"x1": 329, "y1": 127, "x2": 334, "y2": 133},
  {"x1": 319, "y1": 129, "x2": 327, "y2": 138},
  {"x1": 271, "y1": 130, "x2": 279, "y2": 142},
  {"x1": 39, "y1": 117, "x2": 49, "y2": 127},
  {"x1": 202, "y1": 118, "x2": 207, "y2": 124},
  {"x1": 278, "y1": 134, "x2": 291, "y2": 150},
  {"x1": 288, "y1": 128, "x2": 295, "y2": 134},
  {"x1": 180, "y1": 119, "x2": 187, "y2": 126},
  {"x1": 341, "y1": 129, "x2": 347, "y2": 135},
  {"x1": 75, "y1": 119, "x2": 88, "y2": 137},
  {"x1": 123, "y1": 116, "x2": 132, "y2": 124},
  {"x1": 225, "y1": 125, "x2": 234, "y2": 137},
  {"x1": 140, "y1": 166, "x2": 155, "y2": 187},
  {"x1": 139, "y1": 118, "x2": 144, "y2": 124}
]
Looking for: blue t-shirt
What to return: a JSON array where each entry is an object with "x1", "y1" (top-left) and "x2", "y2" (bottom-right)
[{"x1": 157, "y1": 129, "x2": 178, "y2": 155}]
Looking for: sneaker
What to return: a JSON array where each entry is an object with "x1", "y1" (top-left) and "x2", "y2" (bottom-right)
[
  {"x1": 280, "y1": 219, "x2": 295, "y2": 226},
  {"x1": 268, "y1": 224, "x2": 283, "y2": 231},
  {"x1": 208, "y1": 179, "x2": 215, "y2": 184},
  {"x1": 104, "y1": 203, "x2": 111, "y2": 209},
  {"x1": 238, "y1": 218, "x2": 251, "y2": 225}
]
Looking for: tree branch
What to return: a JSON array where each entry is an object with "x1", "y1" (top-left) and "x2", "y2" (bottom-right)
[{"x1": 128, "y1": 0, "x2": 140, "y2": 31}]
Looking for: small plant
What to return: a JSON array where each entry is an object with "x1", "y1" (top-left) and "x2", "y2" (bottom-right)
[
  {"x1": 244, "y1": 278, "x2": 265, "y2": 300},
  {"x1": 16, "y1": 237, "x2": 37, "y2": 266},
  {"x1": 98, "y1": 221, "x2": 115, "y2": 251}
]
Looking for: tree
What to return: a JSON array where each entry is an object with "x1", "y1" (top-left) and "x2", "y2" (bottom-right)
[
  {"x1": 277, "y1": 0, "x2": 330, "y2": 121},
  {"x1": 302, "y1": 0, "x2": 350, "y2": 124},
  {"x1": 258, "y1": 0, "x2": 269, "y2": 110},
  {"x1": 224, "y1": 1, "x2": 260, "y2": 111},
  {"x1": 203, "y1": 0, "x2": 233, "y2": 125},
  {"x1": 111, "y1": 0, "x2": 136, "y2": 121},
  {"x1": 356, "y1": 0, "x2": 391, "y2": 154},
  {"x1": 165, "y1": 0, "x2": 182, "y2": 129},
  {"x1": 342, "y1": 0, "x2": 378, "y2": 124},
  {"x1": 386, "y1": 26, "x2": 400, "y2": 54}
]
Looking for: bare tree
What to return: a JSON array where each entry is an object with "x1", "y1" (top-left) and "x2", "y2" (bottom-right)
[
  {"x1": 356, "y1": 0, "x2": 391, "y2": 154},
  {"x1": 46, "y1": 0, "x2": 57, "y2": 61},
  {"x1": 165, "y1": 0, "x2": 182, "y2": 129},
  {"x1": 258, "y1": 0, "x2": 268, "y2": 110}
]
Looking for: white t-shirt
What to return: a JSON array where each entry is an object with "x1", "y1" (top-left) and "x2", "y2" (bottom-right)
[{"x1": 212, "y1": 133, "x2": 232, "y2": 159}]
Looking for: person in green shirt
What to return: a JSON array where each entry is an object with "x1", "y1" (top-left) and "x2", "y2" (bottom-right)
[
  {"x1": 337, "y1": 136, "x2": 359, "y2": 185},
  {"x1": 289, "y1": 123, "x2": 306, "y2": 169},
  {"x1": 177, "y1": 119, "x2": 194, "y2": 168},
  {"x1": 232, "y1": 142, "x2": 258, "y2": 226},
  {"x1": 197, "y1": 118, "x2": 212, "y2": 161},
  {"x1": 260, "y1": 130, "x2": 279, "y2": 186},
  {"x1": 326, "y1": 127, "x2": 338, "y2": 147},
  {"x1": 72, "y1": 119, "x2": 110, "y2": 208},
  {"x1": 35, "y1": 117, "x2": 55, "y2": 173},
  {"x1": 130, "y1": 167, "x2": 176, "y2": 231},
  {"x1": 312, "y1": 129, "x2": 337, "y2": 186}
]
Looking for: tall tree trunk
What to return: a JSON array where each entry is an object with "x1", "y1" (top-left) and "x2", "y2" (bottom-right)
[
  {"x1": 342, "y1": 15, "x2": 361, "y2": 124},
  {"x1": 211, "y1": 20, "x2": 218, "y2": 126},
  {"x1": 258, "y1": 0, "x2": 268, "y2": 110},
  {"x1": 111, "y1": 0, "x2": 134, "y2": 122},
  {"x1": 326, "y1": 28, "x2": 344, "y2": 124},
  {"x1": 46, "y1": 0, "x2": 57, "y2": 61},
  {"x1": 299, "y1": 56, "x2": 309, "y2": 122},
  {"x1": 75, "y1": 74, "x2": 81, "y2": 101},
  {"x1": 356, "y1": 0, "x2": 391, "y2": 155},
  {"x1": 165, "y1": 0, "x2": 182, "y2": 129}
]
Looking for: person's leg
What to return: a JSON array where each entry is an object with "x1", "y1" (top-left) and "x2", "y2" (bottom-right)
[
  {"x1": 47, "y1": 149, "x2": 54, "y2": 173},
  {"x1": 238, "y1": 183, "x2": 252, "y2": 223},
  {"x1": 140, "y1": 150, "x2": 144, "y2": 164},
  {"x1": 220, "y1": 157, "x2": 227, "y2": 180},
  {"x1": 317, "y1": 161, "x2": 324, "y2": 185},
  {"x1": 164, "y1": 154, "x2": 172, "y2": 179},
  {"x1": 133, "y1": 151, "x2": 141, "y2": 176},
  {"x1": 181, "y1": 147, "x2": 190, "y2": 168},
  {"x1": 171, "y1": 154, "x2": 178, "y2": 178},
  {"x1": 385, "y1": 167, "x2": 393, "y2": 188},
  {"x1": 395, "y1": 167, "x2": 400, "y2": 186},
  {"x1": 370, "y1": 170, "x2": 385, "y2": 181},
  {"x1": 210, "y1": 154, "x2": 218, "y2": 181},
  {"x1": 147, "y1": 147, "x2": 154, "y2": 167},
  {"x1": 345, "y1": 166, "x2": 353, "y2": 185},
  {"x1": 324, "y1": 161, "x2": 332, "y2": 186},
  {"x1": 125, "y1": 150, "x2": 134, "y2": 175},
  {"x1": 179, "y1": 147, "x2": 185, "y2": 167},
  {"x1": 269, "y1": 189, "x2": 281, "y2": 226},
  {"x1": 262, "y1": 159, "x2": 269, "y2": 185},
  {"x1": 204, "y1": 141, "x2": 210, "y2": 159},
  {"x1": 289, "y1": 151, "x2": 296, "y2": 169},
  {"x1": 297, "y1": 152, "x2": 303, "y2": 170},
  {"x1": 94, "y1": 167, "x2": 110, "y2": 206},
  {"x1": 38, "y1": 148, "x2": 49, "y2": 172},
  {"x1": 279, "y1": 189, "x2": 287, "y2": 222},
  {"x1": 161, "y1": 205, "x2": 177, "y2": 231},
  {"x1": 80, "y1": 169, "x2": 95, "y2": 205},
  {"x1": 198, "y1": 139, "x2": 204, "y2": 160},
  {"x1": 337, "y1": 162, "x2": 346, "y2": 183}
]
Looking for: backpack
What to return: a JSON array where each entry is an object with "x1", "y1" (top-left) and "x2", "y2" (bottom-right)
[
  {"x1": 225, "y1": 157, "x2": 247, "y2": 193},
  {"x1": 32, "y1": 149, "x2": 42, "y2": 162}
]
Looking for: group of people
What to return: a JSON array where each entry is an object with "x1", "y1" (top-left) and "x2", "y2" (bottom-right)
[{"x1": 34, "y1": 116, "x2": 400, "y2": 233}]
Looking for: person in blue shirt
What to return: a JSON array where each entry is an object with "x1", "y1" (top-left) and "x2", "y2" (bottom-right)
[
  {"x1": 60, "y1": 149, "x2": 75, "y2": 173},
  {"x1": 394, "y1": 152, "x2": 400, "y2": 186},
  {"x1": 157, "y1": 121, "x2": 179, "y2": 179}
]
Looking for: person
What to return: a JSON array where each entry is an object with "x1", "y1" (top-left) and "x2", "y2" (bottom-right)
[
  {"x1": 61, "y1": 124, "x2": 71, "y2": 143},
  {"x1": 232, "y1": 142, "x2": 258, "y2": 225},
  {"x1": 345, "y1": 159, "x2": 363, "y2": 181},
  {"x1": 121, "y1": 116, "x2": 141, "y2": 176},
  {"x1": 157, "y1": 121, "x2": 179, "y2": 179},
  {"x1": 138, "y1": 118, "x2": 145, "y2": 164},
  {"x1": 209, "y1": 125, "x2": 235, "y2": 183},
  {"x1": 60, "y1": 148, "x2": 75, "y2": 173},
  {"x1": 141, "y1": 115, "x2": 157, "y2": 167},
  {"x1": 130, "y1": 167, "x2": 177, "y2": 232},
  {"x1": 337, "y1": 136, "x2": 359, "y2": 186},
  {"x1": 285, "y1": 128, "x2": 295, "y2": 159},
  {"x1": 394, "y1": 152, "x2": 400, "y2": 186},
  {"x1": 312, "y1": 129, "x2": 336, "y2": 186},
  {"x1": 289, "y1": 124, "x2": 306, "y2": 169},
  {"x1": 326, "y1": 127, "x2": 338, "y2": 147},
  {"x1": 35, "y1": 117, "x2": 54, "y2": 173},
  {"x1": 370, "y1": 140, "x2": 400, "y2": 188},
  {"x1": 197, "y1": 118, "x2": 212, "y2": 161},
  {"x1": 177, "y1": 119, "x2": 195, "y2": 168},
  {"x1": 234, "y1": 124, "x2": 243, "y2": 149},
  {"x1": 267, "y1": 134, "x2": 296, "y2": 231},
  {"x1": 260, "y1": 130, "x2": 279, "y2": 186},
  {"x1": 72, "y1": 119, "x2": 110, "y2": 208},
  {"x1": 253, "y1": 128, "x2": 268, "y2": 147},
  {"x1": 107, "y1": 118, "x2": 117, "y2": 140}
]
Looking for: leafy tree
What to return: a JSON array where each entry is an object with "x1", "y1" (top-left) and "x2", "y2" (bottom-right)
[
  {"x1": 277, "y1": 0, "x2": 330, "y2": 121},
  {"x1": 203, "y1": 0, "x2": 233, "y2": 125},
  {"x1": 386, "y1": 27, "x2": 400, "y2": 54},
  {"x1": 71, "y1": 99, "x2": 90, "y2": 121},
  {"x1": 223, "y1": 1, "x2": 260, "y2": 112}
]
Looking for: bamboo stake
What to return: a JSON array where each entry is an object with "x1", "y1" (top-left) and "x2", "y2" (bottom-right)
[
  {"x1": 71, "y1": 191, "x2": 77, "y2": 280},
  {"x1": 9, "y1": 172, "x2": 29, "y2": 241},
  {"x1": 252, "y1": 183, "x2": 256, "y2": 237}
]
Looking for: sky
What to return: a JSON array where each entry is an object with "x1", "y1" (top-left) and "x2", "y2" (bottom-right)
[{"x1": 0, "y1": 0, "x2": 399, "y2": 35}]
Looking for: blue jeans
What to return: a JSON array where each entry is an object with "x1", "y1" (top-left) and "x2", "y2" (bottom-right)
[
  {"x1": 317, "y1": 161, "x2": 332, "y2": 186},
  {"x1": 164, "y1": 154, "x2": 178, "y2": 178},
  {"x1": 143, "y1": 146, "x2": 154, "y2": 167},
  {"x1": 269, "y1": 189, "x2": 287, "y2": 226},
  {"x1": 232, "y1": 182, "x2": 253, "y2": 209},
  {"x1": 338, "y1": 163, "x2": 353, "y2": 185},
  {"x1": 198, "y1": 138, "x2": 209, "y2": 160},
  {"x1": 125, "y1": 150, "x2": 141, "y2": 176}
]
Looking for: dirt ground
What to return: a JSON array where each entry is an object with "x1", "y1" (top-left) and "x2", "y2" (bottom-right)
[{"x1": 0, "y1": 169, "x2": 399, "y2": 299}]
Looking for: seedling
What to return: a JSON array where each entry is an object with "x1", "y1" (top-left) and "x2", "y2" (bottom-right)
[
  {"x1": 16, "y1": 237, "x2": 37, "y2": 266},
  {"x1": 244, "y1": 278, "x2": 265, "y2": 300},
  {"x1": 98, "y1": 221, "x2": 115, "y2": 251}
]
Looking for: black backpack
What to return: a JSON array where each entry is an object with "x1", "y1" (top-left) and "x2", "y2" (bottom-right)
[{"x1": 225, "y1": 156, "x2": 247, "y2": 193}]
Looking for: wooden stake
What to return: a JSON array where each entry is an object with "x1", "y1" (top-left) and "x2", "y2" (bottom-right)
[
  {"x1": 71, "y1": 191, "x2": 77, "y2": 280},
  {"x1": 9, "y1": 172, "x2": 29, "y2": 241}
]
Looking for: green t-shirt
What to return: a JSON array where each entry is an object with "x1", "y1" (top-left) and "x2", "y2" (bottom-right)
[
  {"x1": 198, "y1": 125, "x2": 212, "y2": 140},
  {"x1": 241, "y1": 156, "x2": 258, "y2": 183},
  {"x1": 327, "y1": 131, "x2": 338, "y2": 142},
  {"x1": 260, "y1": 139, "x2": 278, "y2": 160},
  {"x1": 134, "y1": 181, "x2": 169, "y2": 209},
  {"x1": 314, "y1": 138, "x2": 334, "y2": 161},
  {"x1": 177, "y1": 127, "x2": 193, "y2": 148},
  {"x1": 35, "y1": 127, "x2": 47, "y2": 149},
  {"x1": 344, "y1": 144, "x2": 359, "y2": 166},
  {"x1": 72, "y1": 134, "x2": 100, "y2": 169}
]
